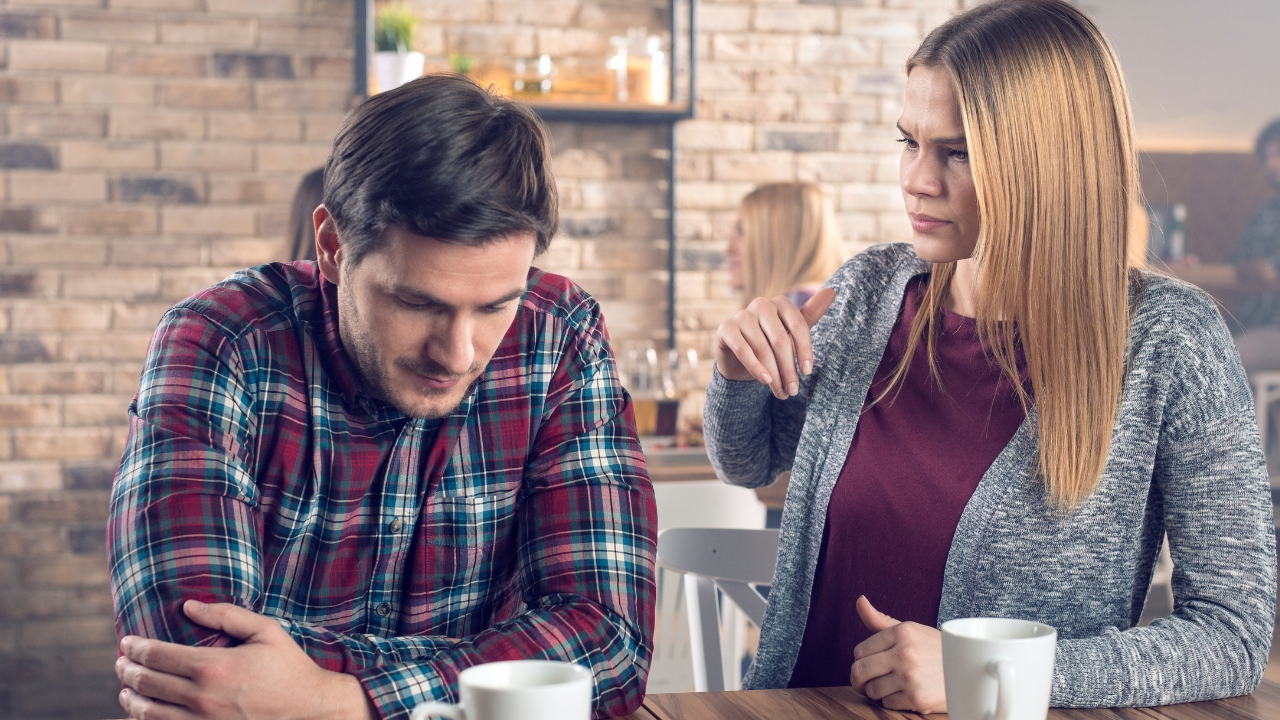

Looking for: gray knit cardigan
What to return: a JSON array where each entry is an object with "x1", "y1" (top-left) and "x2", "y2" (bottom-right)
[{"x1": 704, "y1": 243, "x2": 1277, "y2": 706}]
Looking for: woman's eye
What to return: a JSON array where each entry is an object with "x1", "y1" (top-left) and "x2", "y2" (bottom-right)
[
  {"x1": 950, "y1": 149, "x2": 969, "y2": 162},
  {"x1": 896, "y1": 137, "x2": 918, "y2": 150}
]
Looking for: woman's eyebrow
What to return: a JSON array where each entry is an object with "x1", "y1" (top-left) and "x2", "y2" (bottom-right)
[{"x1": 896, "y1": 122, "x2": 966, "y2": 145}]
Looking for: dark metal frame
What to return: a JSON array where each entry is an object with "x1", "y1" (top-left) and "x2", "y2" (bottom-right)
[{"x1": 353, "y1": 0, "x2": 697, "y2": 348}]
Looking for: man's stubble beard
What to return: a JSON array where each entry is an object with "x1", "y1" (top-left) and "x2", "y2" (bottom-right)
[{"x1": 337, "y1": 281, "x2": 479, "y2": 420}]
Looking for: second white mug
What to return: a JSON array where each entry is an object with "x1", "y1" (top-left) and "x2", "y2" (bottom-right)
[
  {"x1": 409, "y1": 660, "x2": 593, "y2": 720},
  {"x1": 941, "y1": 617, "x2": 1057, "y2": 720}
]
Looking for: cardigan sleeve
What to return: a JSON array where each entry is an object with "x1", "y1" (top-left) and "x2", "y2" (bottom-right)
[
  {"x1": 701, "y1": 250, "x2": 874, "y2": 490},
  {"x1": 703, "y1": 367, "x2": 809, "y2": 489},
  {"x1": 1049, "y1": 296, "x2": 1277, "y2": 706}
]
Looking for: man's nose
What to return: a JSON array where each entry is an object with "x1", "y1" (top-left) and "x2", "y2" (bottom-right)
[{"x1": 429, "y1": 316, "x2": 475, "y2": 375}]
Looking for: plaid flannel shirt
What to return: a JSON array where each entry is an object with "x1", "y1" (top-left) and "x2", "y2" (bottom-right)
[{"x1": 108, "y1": 262, "x2": 657, "y2": 719}]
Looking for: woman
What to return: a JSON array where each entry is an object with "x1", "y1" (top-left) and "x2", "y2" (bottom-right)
[
  {"x1": 705, "y1": 0, "x2": 1275, "y2": 711},
  {"x1": 727, "y1": 182, "x2": 846, "y2": 309},
  {"x1": 1228, "y1": 118, "x2": 1280, "y2": 370},
  {"x1": 286, "y1": 167, "x2": 324, "y2": 261}
]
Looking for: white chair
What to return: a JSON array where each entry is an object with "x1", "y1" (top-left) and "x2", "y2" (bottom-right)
[
  {"x1": 649, "y1": 482, "x2": 766, "y2": 693},
  {"x1": 1249, "y1": 371, "x2": 1280, "y2": 487},
  {"x1": 657, "y1": 526, "x2": 779, "y2": 692}
]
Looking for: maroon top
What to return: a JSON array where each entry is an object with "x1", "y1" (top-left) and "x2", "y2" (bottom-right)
[{"x1": 788, "y1": 275, "x2": 1029, "y2": 688}]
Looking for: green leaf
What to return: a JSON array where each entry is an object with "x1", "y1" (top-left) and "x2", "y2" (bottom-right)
[{"x1": 374, "y1": 3, "x2": 417, "y2": 53}]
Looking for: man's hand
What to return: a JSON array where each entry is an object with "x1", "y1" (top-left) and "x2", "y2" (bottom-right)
[
  {"x1": 116, "y1": 600, "x2": 376, "y2": 720},
  {"x1": 848, "y1": 596, "x2": 946, "y2": 714},
  {"x1": 714, "y1": 288, "x2": 836, "y2": 400}
]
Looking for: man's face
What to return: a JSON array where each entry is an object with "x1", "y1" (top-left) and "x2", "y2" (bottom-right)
[
  {"x1": 1265, "y1": 139, "x2": 1280, "y2": 190},
  {"x1": 324, "y1": 220, "x2": 535, "y2": 419}
]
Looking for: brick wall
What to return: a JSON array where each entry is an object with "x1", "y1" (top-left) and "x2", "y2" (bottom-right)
[
  {"x1": 0, "y1": 0, "x2": 351, "y2": 716},
  {"x1": 417, "y1": 0, "x2": 968, "y2": 361},
  {"x1": 414, "y1": 0, "x2": 677, "y2": 349},
  {"x1": 673, "y1": 0, "x2": 963, "y2": 359},
  {"x1": 0, "y1": 0, "x2": 968, "y2": 716}
]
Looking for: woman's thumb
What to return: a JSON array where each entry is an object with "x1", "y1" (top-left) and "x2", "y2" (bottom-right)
[
  {"x1": 800, "y1": 287, "x2": 836, "y2": 328},
  {"x1": 856, "y1": 595, "x2": 900, "y2": 632}
]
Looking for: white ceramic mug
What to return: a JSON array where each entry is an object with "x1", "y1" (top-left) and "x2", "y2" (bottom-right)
[
  {"x1": 409, "y1": 660, "x2": 593, "y2": 720},
  {"x1": 941, "y1": 618, "x2": 1057, "y2": 720}
]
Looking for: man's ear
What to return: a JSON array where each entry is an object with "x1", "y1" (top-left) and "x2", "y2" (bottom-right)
[{"x1": 313, "y1": 205, "x2": 343, "y2": 285}]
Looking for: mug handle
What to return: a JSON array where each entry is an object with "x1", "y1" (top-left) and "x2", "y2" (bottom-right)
[
  {"x1": 986, "y1": 659, "x2": 1015, "y2": 720},
  {"x1": 411, "y1": 701, "x2": 467, "y2": 720}
]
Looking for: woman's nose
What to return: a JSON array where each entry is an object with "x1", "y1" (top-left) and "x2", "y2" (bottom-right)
[{"x1": 901, "y1": 153, "x2": 943, "y2": 198}]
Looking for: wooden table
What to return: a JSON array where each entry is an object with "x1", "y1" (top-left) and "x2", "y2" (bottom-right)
[{"x1": 620, "y1": 679, "x2": 1280, "y2": 720}]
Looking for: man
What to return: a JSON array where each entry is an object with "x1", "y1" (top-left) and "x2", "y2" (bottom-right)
[
  {"x1": 108, "y1": 75, "x2": 657, "y2": 720},
  {"x1": 1230, "y1": 118, "x2": 1280, "y2": 349}
]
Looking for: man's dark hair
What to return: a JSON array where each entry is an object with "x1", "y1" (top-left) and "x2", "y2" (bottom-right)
[
  {"x1": 1256, "y1": 117, "x2": 1280, "y2": 161},
  {"x1": 322, "y1": 74, "x2": 558, "y2": 265}
]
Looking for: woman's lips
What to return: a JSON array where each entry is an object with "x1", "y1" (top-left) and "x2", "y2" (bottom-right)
[{"x1": 909, "y1": 213, "x2": 952, "y2": 233}]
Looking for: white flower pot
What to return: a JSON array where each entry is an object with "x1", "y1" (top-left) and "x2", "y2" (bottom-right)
[{"x1": 374, "y1": 51, "x2": 425, "y2": 93}]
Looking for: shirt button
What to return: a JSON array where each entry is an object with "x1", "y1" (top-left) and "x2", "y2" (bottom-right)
[
  {"x1": 388, "y1": 518, "x2": 403, "y2": 534},
  {"x1": 376, "y1": 603, "x2": 391, "y2": 617}
]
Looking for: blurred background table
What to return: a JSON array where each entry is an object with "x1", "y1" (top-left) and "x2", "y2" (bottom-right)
[
  {"x1": 642, "y1": 441, "x2": 789, "y2": 514},
  {"x1": 1165, "y1": 262, "x2": 1280, "y2": 298}
]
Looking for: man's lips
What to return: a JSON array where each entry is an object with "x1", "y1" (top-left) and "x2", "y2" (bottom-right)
[
  {"x1": 909, "y1": 213, "x2": 952, "y2": 233},
  {"x1": 412, "y1": 371, "x2": 462, "y2": 391}
]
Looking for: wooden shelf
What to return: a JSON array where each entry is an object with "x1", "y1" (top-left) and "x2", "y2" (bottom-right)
[
  {"x1": 352, "y1": 0, "x2": 699, "y2": 346},
  {"x1": 521, "y1": 99, "x2": 693, "y2": 124}
]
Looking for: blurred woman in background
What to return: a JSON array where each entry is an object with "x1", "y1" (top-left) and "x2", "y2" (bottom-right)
[
  {"x1": 286, "y1": 168, "x2": 324, "y2": 261},
  {"x1": 727, "y1": 182, "x2": 845, "y2": 309}
]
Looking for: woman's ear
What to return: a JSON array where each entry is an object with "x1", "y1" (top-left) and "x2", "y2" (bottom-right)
[{"x1": 313, "y1": 205, "x2": 343, "y2": 285}]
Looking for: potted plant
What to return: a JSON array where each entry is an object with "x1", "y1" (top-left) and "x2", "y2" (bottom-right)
[{"x1": 373, "y1": 3, "x2": 424, "y2": 93}]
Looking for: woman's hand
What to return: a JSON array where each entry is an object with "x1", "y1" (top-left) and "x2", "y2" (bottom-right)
[
  {"x1": 714, "y1": 288, "x2": 836, "y2": 399},
  {"x1": 849, "y1": 596, "x2": 947, "y2": 714}
]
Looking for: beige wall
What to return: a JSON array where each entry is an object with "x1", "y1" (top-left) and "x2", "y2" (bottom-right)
[{"x1": 0, "y1": 0, "x2": 965, "y2": 716}]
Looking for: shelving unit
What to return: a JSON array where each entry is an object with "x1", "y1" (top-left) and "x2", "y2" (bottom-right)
[{"x1": 352, "y1": 0, "x2": 697, "y2": 348}]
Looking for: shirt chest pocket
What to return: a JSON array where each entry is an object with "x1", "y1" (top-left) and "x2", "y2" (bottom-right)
[
  {"x1": 420, "y1": 489, "x2": 521, "y2": 606},
  {"x1": 423, "y1": 487, "x2": 520, "y2": 550}
]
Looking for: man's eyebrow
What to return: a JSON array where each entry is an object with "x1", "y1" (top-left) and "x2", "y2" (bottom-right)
[
  {"x1": 896, "y1": 122, "x2": 967, "y2": 145},
  {"x1": 390, "y1": 285, "x2": 527, "y2": 307}
]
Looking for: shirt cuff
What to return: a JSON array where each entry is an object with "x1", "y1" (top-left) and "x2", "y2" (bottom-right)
[{"x1": 355, "y1": 660, "x2": 448, "y2": 720}]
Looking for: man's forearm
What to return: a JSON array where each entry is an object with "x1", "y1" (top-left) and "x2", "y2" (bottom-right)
[{"x1": 281, "y1": 597, "x2": 650, "y2": 720}]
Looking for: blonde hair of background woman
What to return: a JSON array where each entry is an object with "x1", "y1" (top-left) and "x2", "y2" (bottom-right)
[
  {"x1": 737, "y1": 182, "x2": 845, "y2": 306},
  {"x1": 883, "y1": 0, "x2": 1139, "y2": 510}
]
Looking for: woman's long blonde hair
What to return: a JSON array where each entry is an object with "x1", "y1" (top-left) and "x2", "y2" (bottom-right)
[
  {"x1": 890, "y1": 0, "x2": 1138, "y2": 510},
  {"x1": 738, "y1": 182, "x2": 845, "y2": 305}
]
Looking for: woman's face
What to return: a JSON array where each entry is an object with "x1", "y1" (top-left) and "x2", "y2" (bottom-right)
[
  {"x1": 898, "y1": 65, "x2": 982, "y2": 263},
  {"x1": 727, "y1": 213, "x2": 744, "y2": 291}
]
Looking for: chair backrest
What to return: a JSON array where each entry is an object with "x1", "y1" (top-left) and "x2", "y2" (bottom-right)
[
  {"x1": 653, "y1": 481, "x2": 767, "y2": 532},
  {"x1": 648, "y1": 482, "x2": 767, "y2": 694},
  {"x1": 656, "y1": 526, "x2": 780, "y2": 692}
]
